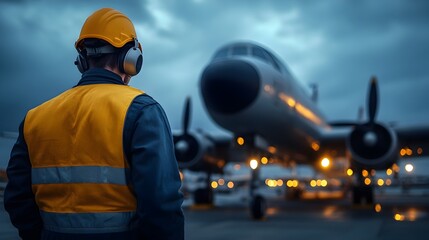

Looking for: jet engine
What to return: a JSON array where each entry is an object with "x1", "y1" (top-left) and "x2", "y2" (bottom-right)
[
  {"x1": 174, "y1": 132, "x2": 213, "y2": 169},
  {"x1": 347, "y1": 123, "x2": 398, "y2": 169}
]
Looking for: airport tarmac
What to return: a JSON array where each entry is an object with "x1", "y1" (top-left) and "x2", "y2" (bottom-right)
[
  {"x1": 1, "y1": 190, "x2": 429, "y2": 240},
  {"x1": 183, "y1": 191, "x2": 429, "y2": 240}
]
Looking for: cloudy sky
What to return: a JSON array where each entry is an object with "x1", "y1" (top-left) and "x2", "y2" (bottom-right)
[{"x1": 1, "y1": 0, "x2": 428, "y2": 134}]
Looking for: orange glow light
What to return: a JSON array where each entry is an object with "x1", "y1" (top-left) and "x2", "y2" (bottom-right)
[
  {"x1": 237, "y1": 137, "x2": 244, "y2": 146},
  {"x1": 364, "y1": 178, "x2": 371, "y2": 185},
  {"x1": 311, "y1": 142, "x2": 320, "y2": 151},
  {"x1": 375, "y1": 204, "x2": 382, "y2": 213},
  {"x1": 406, "y1": 148, "x2": 413, "y2": 156},
  {"x1": 386, "y1": 168, "x2": 393, "y2": 176},
  {"x1": 295, "y1": 103, "x2": 322, "y2": 125}
]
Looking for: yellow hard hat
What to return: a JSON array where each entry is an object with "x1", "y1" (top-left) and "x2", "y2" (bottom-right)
[{"x1": 75, "y1": 8, "x2": 142, "y2": 51}]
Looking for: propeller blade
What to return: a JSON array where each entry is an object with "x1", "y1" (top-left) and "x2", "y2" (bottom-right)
[
  {"x1": 368, "y1": 76, "x2": 378, "y2": 124},
  {"x1": 183, "y1": 96, "x2": 191, "y2": 135}
]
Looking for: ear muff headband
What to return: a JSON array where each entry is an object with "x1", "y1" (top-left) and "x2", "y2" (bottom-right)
[
  {"x1": 74, "y1": 39, "x2": 143, "y2": 75},
  {"x1": 118, "y1": 38, "x2": 143, "y2": 76}
]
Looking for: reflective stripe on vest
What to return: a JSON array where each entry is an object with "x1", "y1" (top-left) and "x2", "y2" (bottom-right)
[
  {"x1": 40, "y1": 210, "x2": 136, "y2": 234},
  {"x1": 32, "y1": 166, "x2": 130, "y2": 185},
  {"x1": 24, "y1": 84, "x2": 143, "y2": 232}
]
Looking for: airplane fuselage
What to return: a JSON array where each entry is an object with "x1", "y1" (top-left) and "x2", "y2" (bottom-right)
[{"x1": 200, "y1": 42, "x2": 328, "y2": 160}]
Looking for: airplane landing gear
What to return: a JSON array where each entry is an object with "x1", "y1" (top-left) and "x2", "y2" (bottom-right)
[
  {"x1": 193, "y1": 170, "x2": 214, "y2": 205},
  {"x1": 249, "y1": 163, "x2": 266, "y2": 219},
  {"x1": 352, "y1": 186, "x2": 373, "y2": 205},
  {"x1": 352, "y1": 173, "x2": 374, "y2": 205},
  {"x1": 194, "y1": 187, "x2": 213, "y2": 205},
  {"x1": 250, "y1": 195, "x2": 266, "y2": 220}
]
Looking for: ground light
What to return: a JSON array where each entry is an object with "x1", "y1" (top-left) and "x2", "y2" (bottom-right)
[
  {"x1": 405, "y1": 163, "x2": 414, "y2": 173},
  {"x1": 321, "y1": 157, "x2": 330, "y2": 168},
  {"x1": 250, "y1": 159, "x2": 259, "y2": 170}
]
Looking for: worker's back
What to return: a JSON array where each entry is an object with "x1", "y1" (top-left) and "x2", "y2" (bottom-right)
[{"x1": 24, "y1": 84, "x2": 142, "y2": 236}]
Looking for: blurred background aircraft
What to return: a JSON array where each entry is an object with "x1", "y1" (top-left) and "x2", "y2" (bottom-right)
[{"x1": 173, "y1": 41, "x2": 429, "y2": 218}]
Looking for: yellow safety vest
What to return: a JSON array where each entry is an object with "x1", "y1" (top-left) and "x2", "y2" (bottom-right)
[{"x1": 24, "y1": 84, "x2": 143, "y2": 233}]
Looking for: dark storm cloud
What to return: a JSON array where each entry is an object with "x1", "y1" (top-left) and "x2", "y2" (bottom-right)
[
  {"x1": 0, "y1": 0, "x2": 428, "y2": 133},
  {"x1": 145, "y1": 0, "x2": 429, "y2": 125}
]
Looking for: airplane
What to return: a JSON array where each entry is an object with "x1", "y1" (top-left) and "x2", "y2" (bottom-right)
[{"x1": 173, "y1": 41, "x2": 429, "y2": 219}]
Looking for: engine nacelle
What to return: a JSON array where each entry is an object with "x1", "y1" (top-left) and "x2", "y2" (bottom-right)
[
  {"x1": 347, "y1": 123, "x2": 398, "y2": 170},
  {"x1": 173, "y1": 132, "x2": 213, "y2": 169}
]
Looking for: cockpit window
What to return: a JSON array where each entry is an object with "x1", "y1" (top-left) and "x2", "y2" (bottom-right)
[
  {"x1": 251, "y1": 46, "x2": 280, "y2": 71},
  {"x1": 251, "y1": 46, "x2": 269, "y2": 62},
  {"x1": 231, "y1": 45, "x2": 248, "y2": 56},
  {"x1": 213, "y1": 48, "x2": 229, "y2": 59},
  {"x1": 265, "y1": 52, "x2": 281, "y2": 71}
]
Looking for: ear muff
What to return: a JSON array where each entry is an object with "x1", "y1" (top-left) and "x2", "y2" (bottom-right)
[
  {"x1": 74, "y1": 51, "x2": 89, "y2": 73},
  {"x1": 118, "y1": 39, "x2": 143, "y2": 76}
]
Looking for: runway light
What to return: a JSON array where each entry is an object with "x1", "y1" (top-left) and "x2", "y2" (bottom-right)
[
  {"x1": 261, "y1": 157, "x2": 268, "y2": 165},
  {"x1": 377, "y1": 179, "x2": 384, "y2": 186},
  {"x1": 218, "y1": 178, "x2": 225, "y2": 186},
  {"x1": 392, "y1": 163, "x2": 400, "y2": 172},
  {"x1": 211, "y1": 181, "x2": 218, "y2": 189},
  {"x1": 346, "y1": 168, "x2": 354, "y2": 176},
  {"x1": 311, "y1": 142, "x2": 320, "y2": 151},
  {"x1": 320, "y1": 179, "x2": 328, "y2": 187},
  {"x1": 362, "y1": 170, "x2": 369, "y2": 177},
  {"x1": 394, "y1": 213, "x2": 404, "y2": 221},
  {"x1": 287, "y1": 180, "x2": 293, "y2": 187},
  {"x1": 386, "y1": 168, "x2": 393, "y2": 176},
  {"x1": 237, "y1": 137, "x2": 245, "y2": 146},
  {"x1": 316, "y1": 179, "x2": 322, "y2": 186},
  {"x1": 250, "y1": 159, "x2": 259, "y2": 170},
  {"x1": 227, "y1": 181, "x2": 234, "y2": 189},
  {"x1": 400, "y1": 148, "x2": 406, "y2": 156},
  {"x1": 375, "y1": 204, "x2": 382, "y2": 213},
  {"x1": 405, "y1": 163, "x2": 414, "y2": 173},
  {"x1": 417, "y1": 147, "x2": 423, "y2": 155},
  {"x1": 321, "y1": 158, "x2": 330, "y2": 168},
  {"x1": 385, "y1": 179, "x2": 392, "y2": 186},
  {"x1": 277, "y1": 179, "x2": 284, "y2": 186},
  {"x1": 293, "y1": 180, "x2": 299, "y2": 188},
  {"x1": 268, "y1": 179, "x2": 278, "y2": 187},
  {"x1": 406, "y1": 148, "x2": 413, "y2": 156},
  {"x1": 408, "y1": 208, "x2": 418, "y2": 221},
  {"x1": 364, "y1": 178, "x2": 371, "y2": 185},
  {"x1": 310, "y1": 180, "x2": 317, "y2": 187},
  {"x1": 234, "y1": 164, "x2": 241, "y2": 170},
  {"x1": 268, "y1": 146, "x2": 277, "y2": 154}
]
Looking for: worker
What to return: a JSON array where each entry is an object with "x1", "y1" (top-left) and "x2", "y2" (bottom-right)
[{"x1": 4, "y1": 8, "x2": 184, "y2": 240}]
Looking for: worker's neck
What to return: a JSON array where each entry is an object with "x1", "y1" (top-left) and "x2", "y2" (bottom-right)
[{"x1": 104, "y1": 66, "x2": 130, "y2": 85}]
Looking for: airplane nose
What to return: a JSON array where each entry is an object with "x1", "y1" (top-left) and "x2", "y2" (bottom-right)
[{"x1": 200, "y1": 60, "x2": 260, "y2": 114}]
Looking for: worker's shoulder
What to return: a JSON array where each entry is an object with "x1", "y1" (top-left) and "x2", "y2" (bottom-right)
[{"x1": 132, "y1": 93, "x2": 160, "y2": 109}]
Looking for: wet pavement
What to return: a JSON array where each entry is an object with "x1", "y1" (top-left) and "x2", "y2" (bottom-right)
[{"x1": 1, "y1": 190, "x2": 429, "y2": 240}]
